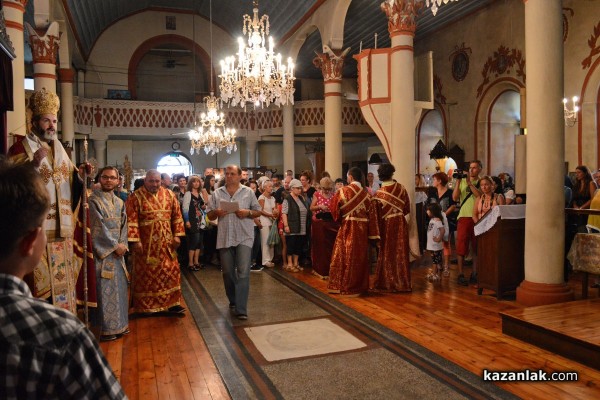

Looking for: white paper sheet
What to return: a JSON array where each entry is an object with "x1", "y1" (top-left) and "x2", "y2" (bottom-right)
[{"x1": 220, "y1": 200, "x2": 240, "y2": 213}]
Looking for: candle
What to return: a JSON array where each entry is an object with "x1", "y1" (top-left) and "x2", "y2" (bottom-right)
[
  {"x1": 374, "y1": 33, "x2": 378, "y2": 49},
  {"x1": 359, "y1": 41, "x2": 362, "y2": 52}
]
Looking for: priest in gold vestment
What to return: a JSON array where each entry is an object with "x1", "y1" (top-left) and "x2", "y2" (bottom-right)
[
  {"x1": 328, "y1": 167, "x2": 379, "y2": 296},
  {"x1": 7, "y1": 88, "x2": 90, "y2": 313},
  {"x1": 126, "y1": 170, "x2": 186, "y2": 314},
  {"x1": 371, "y1": 164, "x2": 412, "y2": 292}
]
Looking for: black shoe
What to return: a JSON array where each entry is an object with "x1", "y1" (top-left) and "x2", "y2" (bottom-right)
[
  {"x1": 469, "y1": 272, "x2": 477, "y2": 284},
  {"x1": 168, "y1": 305, "x2": 186, "y2": 314},
  {"x1": 457, "y1": 274, "x2": 468, "y2": 286},
  {"x1": 100, "y1": 334, "x2": 117, "y2": 342},
  {"x1": 236, "y1": 314, "x2": 248, "y2": 320},
  {"x1": 250, "y1": 264, "x2": 264, "y2": 272}
]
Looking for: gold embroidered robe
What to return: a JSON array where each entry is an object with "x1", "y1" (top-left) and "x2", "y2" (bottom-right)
[
  {"x1": 327, "y1": 183, "x2": 379, "y2": 296},
  {"x1": 372, "y1": 181, "x2": 412, "y2": 292},
  {"x1": 8, "y1": 134, "x2": 83, "y2": 312},
  {"x1": 126, "y1": 186, "x2": 185, "y2": 312}
]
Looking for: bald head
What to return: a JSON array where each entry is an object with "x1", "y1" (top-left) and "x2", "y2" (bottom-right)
[{"x1": 145, "y1": 170, "x2": 161, "y2": 193}]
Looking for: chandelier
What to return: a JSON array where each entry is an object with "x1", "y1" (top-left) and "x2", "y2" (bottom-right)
[
  {"x1": 219, "y1": 0, "x2": 295, "y2": 109},
  {"x1": 563, "y1": 96, "x2": 579, "y2": 127},
  {"x1": 189, "y1": 0, "x2": 237, "y2": 156},
  {"x1": 425, "y1": 0, "x2": 460, "y2": 16}
]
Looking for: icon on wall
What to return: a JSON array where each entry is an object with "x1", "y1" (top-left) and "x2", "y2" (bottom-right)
[{"x1": 449, "y1": 43, "x2": 472, "y2": 82}]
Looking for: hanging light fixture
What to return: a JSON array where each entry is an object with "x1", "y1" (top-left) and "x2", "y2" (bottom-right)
[
  {"x1": 425, "y1": 0, "x2": 460, "y2": 16},
  {"x1": 219, "y1": 0, "x2": 295, "y2": 110},
  {"x1": 189, "y1": 0, "x2": 237, "y2": 155}
]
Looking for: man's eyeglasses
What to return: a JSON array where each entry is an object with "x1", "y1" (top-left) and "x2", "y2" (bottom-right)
[{"x1": 100, "y1": 175, "x2": 118, "y2": 180}]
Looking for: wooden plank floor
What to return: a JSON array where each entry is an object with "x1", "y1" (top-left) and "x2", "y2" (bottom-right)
[
  {"x1": 293, "y1": 265, "x2": 600, "y2": 400},
  {"x1": 100, "y1": 300, "x2": 231, "y2": 400},
  {"x1": 100, "y1": 264, "x2": 600, "y2": 400}
]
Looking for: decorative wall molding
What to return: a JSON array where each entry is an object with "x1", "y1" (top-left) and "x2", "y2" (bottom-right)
[
  {"x1": 433, "y1": 74, "x2": 446, "y2": 105},
  {"x1": 582, "y1": 20, "x2": 600, "y2": 70},
  {"x1": 73, "y1": 98, "x2": 371, "y2": 137},
  {"x1": 562, "y1": 7, "x2": 574, "y2": 43},
  {"x1": 476, "y1": 45, "x2": 525, "y2": 98}
]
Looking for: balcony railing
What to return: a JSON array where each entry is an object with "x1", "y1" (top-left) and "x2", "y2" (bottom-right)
[{"x1": 73, "y1": 97, "x2": 372, "y2": 138}]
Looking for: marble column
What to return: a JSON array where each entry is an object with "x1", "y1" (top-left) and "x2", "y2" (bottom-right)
[
  {"x1": 4, "y1": 0, "x2": 28, "y2": 139},
  {"x1": 282, "y1": 104, "x2": 295, "y2": 174},
  {"x1": 517, "y1": 0, "x2": 573, "y2": 306},
  {"x1": 313, "y1": 48, "x2": 349, "y2": 180},
  {"x1": 246, "y1": 138, "x2": 258, "y2": 168},
  {"x1": 382, "y1": 0, "x2": 421, "y2": 257},
  {"x1": 58, "y1": 68, "x2": 75, "y2": 152},
  {"x1": 25, "y1": 21, "x2": 59, "y2": 93}
]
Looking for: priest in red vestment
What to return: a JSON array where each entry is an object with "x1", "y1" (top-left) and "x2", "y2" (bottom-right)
[
  {"x1": 371, "y1": 163, "x2": 412, "y2": 292},
  {"x1": 126, "y1": 170, "x2": 186, "y2": 314},
  {"x1": 328, "y1": 167, "x2": 379, "y2": 296}
]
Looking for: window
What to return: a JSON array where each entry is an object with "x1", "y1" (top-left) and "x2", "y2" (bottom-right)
[{"x1": 157, "y1": 152, "x2": 192, "y2": 178}]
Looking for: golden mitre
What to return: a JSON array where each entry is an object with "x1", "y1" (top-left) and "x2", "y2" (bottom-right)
[{"x1": 29, "y1": 88, "x2": 60, "y2": 116}]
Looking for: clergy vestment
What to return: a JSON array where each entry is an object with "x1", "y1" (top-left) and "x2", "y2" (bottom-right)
[
  {"x1": 126, "y1": 186, "x2": 186, "y2": 313},
  {"x1": 8, "y1": 134, "x2": 88, "y2": 312},
  {"x1": 328, "y1": 182, "x2": 379, "y2": 296},
  {"x1": 372, "y1": 181, "x2": 412, "y2": 292},
  {"x1": 89, "y1": 190, "x2": 129, "y2": 336}
]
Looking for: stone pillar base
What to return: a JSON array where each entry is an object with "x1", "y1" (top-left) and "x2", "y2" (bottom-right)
[{"x1": 516, "y1": 280, "x2": 574, "y2": 307}]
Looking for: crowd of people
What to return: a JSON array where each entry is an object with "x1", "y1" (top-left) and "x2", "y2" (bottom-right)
[{"x1": 2, "y1": 87, "x2": 599, "y2": 398}]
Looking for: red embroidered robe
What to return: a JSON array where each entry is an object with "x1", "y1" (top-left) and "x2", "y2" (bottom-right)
[
  {"x1": 126, "y1": 186, "x2": 185, "y2": 312},
  {"x1": 372, "y1": 181, "x2": 411, "y2": 292},
  {"x1": 327, "y1": 183, "x2": 379, "y2": 296}
]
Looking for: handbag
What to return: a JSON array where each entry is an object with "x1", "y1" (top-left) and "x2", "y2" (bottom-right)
[
  {"x1": 267, "y1": 222, "x2": 280, "y2": 246},
  {"x1": 199, "y1": 210, "x2": 209, "y2": 230}
]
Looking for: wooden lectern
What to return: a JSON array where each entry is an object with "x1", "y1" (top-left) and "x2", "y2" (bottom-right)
[{"x1": 474, "y1": 205, "x2": 526, "y2": 299}]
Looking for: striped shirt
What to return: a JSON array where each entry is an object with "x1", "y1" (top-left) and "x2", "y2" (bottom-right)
[
  {"x1": 207, "y1": 184, "x2": 261, "y2": 249},
  {"x1": 0, "y1": 273, "x2": 127, "y2": 400}
]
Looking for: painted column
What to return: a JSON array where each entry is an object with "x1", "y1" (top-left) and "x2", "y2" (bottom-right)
[
  {"x1": 382, "y1": 0, "x2": 421, "y2": 257},
  {"x1": 5, "y1": 0, "x2": 28, "y2": 139},
  {"x1": 93, "y1": 139, "x2": 107, "y2": 168},
  {"x1": 282, "y1": 104, "x2": 295, "y2": 174},
  {"x1": 246, "y1": 138, "x2": 257, "y2": 168},
  {"x1": 517, "y1": 0, "x2": 573, "y2": 305},
  {"x1": 25, "y1": 21, "x2": 59, "y2": 93},
  {"x1": 58, "y1": 68, "x2": 75, "y2": 151},
  {"x1": 313, "y1": 48, "x2": 349, "y2": 180}
]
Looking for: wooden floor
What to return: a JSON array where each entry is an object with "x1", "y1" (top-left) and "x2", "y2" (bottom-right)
[
  {"x1": 501, "y1": 298, "x2": 600, "y2": 370},
  {"x1": 100, "y1": 264, "x2": 600, "y2": 400}
]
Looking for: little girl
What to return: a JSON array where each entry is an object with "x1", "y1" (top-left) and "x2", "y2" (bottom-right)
[{"x1": 426, "y1": 203, "x2": 446, "y2": 282}]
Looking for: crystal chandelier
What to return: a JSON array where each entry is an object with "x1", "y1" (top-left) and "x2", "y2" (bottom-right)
[
  {"x1": 219, "y1": 0, "x2": 295, "y2": 110},
  {"x1": 190, "y1": 94, "x2": 237, "y2": 155},
  {"x1": 189, "y1": 0, "x2": 237, "y2": 156},
  {"x1": 425, "y1": 0, "x2": 460, "y2": 16}
]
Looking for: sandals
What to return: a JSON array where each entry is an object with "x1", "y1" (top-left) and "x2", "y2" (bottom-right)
[
  {"x1": 283, "y1": 265, "x2": 300, "y2": 273},
  {"x1": 187, "y1": 264, "x2": 200, "y2": 271}
]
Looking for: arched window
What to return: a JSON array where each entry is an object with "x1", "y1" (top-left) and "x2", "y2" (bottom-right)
[
  {"x1": 157, "y1": 152, "x2": 193, "y2": 177},
  {"x1": 418, "y1": 108, "x2": 444, "y2": 175},
  {"x1": 489, "y1": 90, "x2": 520, "y2": 177}
]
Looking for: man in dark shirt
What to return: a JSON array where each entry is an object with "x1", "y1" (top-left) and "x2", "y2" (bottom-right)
[{"x1": 0, "y1": 158, "x2": 126, "y2": 399}]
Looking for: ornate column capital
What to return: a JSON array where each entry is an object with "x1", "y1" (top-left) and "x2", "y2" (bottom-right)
[
  {"x1": 380, "y1": 0, "x2": 423, "y2": 37},
  {"x1": 25, "y1": 21, "x2": 60, "y2": 65},
  {"x1": 313, "y1": 46, "x2": 351, "y2": 82}
]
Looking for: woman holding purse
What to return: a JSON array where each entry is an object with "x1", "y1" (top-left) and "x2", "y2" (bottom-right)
[{"x1": 182, "y1": 175, "x2": 206, "y2": 271}]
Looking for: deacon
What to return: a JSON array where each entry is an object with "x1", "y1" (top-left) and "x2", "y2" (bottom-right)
[
  {"x1": 126, "y1": 169, "x2": 186, "y2": 314},
  {"x1": 371, "y1": 163, "x2": 412, "y2": 292},
  {"x1": 89, "y1": 166, "x2": 130, "y2": 341},
  {"x1": 328, "y1": 167, "x2": 379, "y2": 296},
  {"x1": 7, "y1": 88, "x2": 89, "y2": 313}
]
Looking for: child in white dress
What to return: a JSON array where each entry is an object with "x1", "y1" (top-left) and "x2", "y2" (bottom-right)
[{"x1": 426, "y1": 203, "x2": 446, "y2": 282}]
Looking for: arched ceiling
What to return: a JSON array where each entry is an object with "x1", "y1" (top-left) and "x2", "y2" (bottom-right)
[{"x1": 23, "y1": 0, "x2": 496, "y2": 78}]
